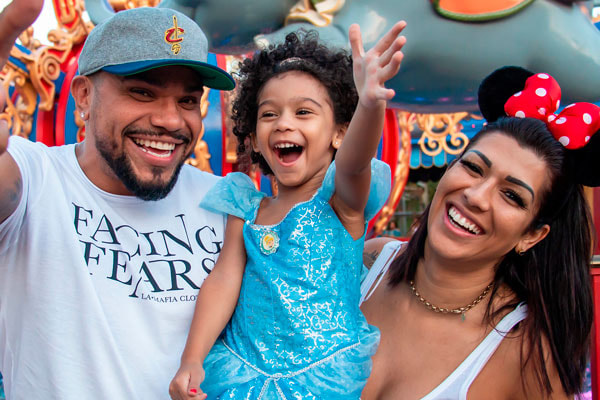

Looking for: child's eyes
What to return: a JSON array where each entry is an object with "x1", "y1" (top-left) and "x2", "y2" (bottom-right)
[
  {"x1": 459, "y1": 159, "x2": 482, "y2": 175},
  {"x1": 297, "y1": 109, "x2": 312, "y2": 115},
  {"x1": 259, "y1": 111, "x2": 277, "y2": 118}
]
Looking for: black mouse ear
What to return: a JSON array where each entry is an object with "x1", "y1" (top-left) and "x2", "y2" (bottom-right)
[
  {"x1": 478, "y1": 66, "x2": 534, "y2": 123},
  {"x1": 565, "y1": 130, "x2": 600, "y2": 187}
]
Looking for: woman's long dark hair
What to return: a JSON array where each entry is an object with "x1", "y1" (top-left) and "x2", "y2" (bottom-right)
[{"x1": 389, "y1": 117, "x2": 594, "y2": 396}]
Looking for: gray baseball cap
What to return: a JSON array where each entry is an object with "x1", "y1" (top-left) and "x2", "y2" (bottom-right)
[{"x1": 78, "y1": 7, "x2": 235, "y2": 90}]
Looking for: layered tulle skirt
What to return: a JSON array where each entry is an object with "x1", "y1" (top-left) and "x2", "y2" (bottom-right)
[{"x1": 201, "y1": 327, "x2": 379, "y2": 400}]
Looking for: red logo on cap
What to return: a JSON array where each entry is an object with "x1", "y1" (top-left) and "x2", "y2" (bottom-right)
[{"x1": 164, "y1": 16, "x2": 184, "y2": 54}]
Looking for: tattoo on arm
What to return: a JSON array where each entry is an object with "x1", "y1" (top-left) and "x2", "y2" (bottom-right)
[
  {"x1": 0, "y1": 174, "x2": 22, "y2": 221},
  {"x1": 363, "y1": 250, "x2": 380, "y2": 269}
]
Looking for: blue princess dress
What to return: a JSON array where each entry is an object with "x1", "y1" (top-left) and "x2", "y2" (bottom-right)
[{"x1": 199, "y1": 159, "x2": 391, "y2": 400}]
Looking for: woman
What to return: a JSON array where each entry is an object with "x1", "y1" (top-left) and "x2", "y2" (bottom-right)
[{"x1": 360, "y1": 68, "x2": 596, "y2": 399}]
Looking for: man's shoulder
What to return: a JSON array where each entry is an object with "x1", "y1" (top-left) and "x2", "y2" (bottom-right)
[
  {"x1": 7, "y1": 136, "x2": 77, "y2": 172},
  {"x1": 176, "y1": 165, "x2": 223, "y2": 198},
  {"x1": 179, "y1": 164, "x2": 222, "y2": 184},
  {"x1": 9, "y1": 136, "x2": 76, "y2": 155}
]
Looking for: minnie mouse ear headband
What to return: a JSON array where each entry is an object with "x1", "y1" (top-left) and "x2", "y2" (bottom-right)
[{"x1": 478, "y1": 66, "x2": 600, "y2": 187}]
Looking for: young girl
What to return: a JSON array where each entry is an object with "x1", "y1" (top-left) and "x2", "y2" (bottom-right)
[{"x1": 169, "y1": 22, "x2": 406, "y2": 400}]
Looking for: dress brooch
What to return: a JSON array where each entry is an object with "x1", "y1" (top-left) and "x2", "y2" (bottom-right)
[{"x1": 259, "y1": 229, "x2": 280, "y2": 255}]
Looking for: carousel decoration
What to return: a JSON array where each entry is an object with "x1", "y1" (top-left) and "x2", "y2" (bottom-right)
[
  {"x1": 1, "y1": 2, "x2": 600, "y2": 398},
  {"x1": 285, "y1": 0, "x2": 345, "y2": 27},
  {"x1": 184, "y1": 87, "x2": 213, "y2": 173},
  {"x1": 0, "y1": 0, "x2": 490, "y2": 237},
  {"x1": 415, "y1": 112, "x2": 476, "y2": 158},
  {"x1": 3, "y1": 0, "x2": 596, "y2": 238},
  {"x1": 108, "y1": 0, "x2": 161, "y2": 9},
  {"x1": 1, "y1": 0, "x2": 92, "y2": 144}
]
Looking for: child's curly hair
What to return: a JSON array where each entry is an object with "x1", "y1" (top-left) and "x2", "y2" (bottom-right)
[{"x1": 231, "y1": 30, "x2": 358, "y2": 175}]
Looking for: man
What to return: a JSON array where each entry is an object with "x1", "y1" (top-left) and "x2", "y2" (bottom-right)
[{"x1": 0, "y1": 2, "x2": 235, "y2": 399}]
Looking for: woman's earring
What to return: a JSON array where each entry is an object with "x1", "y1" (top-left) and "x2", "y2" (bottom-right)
[
  {"x1": 80, "y1": 112, "x2": 86, "y2": 120},
  {"x1": 516, "y1": 247, "x2": 526, "y2": 256}
]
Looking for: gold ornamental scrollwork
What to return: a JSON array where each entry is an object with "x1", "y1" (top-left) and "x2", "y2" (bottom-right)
[
  {"x1": 55, "y1": 0, "x2": 80, "y2": 27},
  {"x1": 10, "y1": 37, "x2": 61, "y2": 112},
  {"x1": 416, "y1": 112, "x2": 479, "y2": 157},
  {"x1": 222, "y1": 55, "x2": 246, "y2": 166},
  {"x1": 286, "y1": 0, "x2": 346, "y2": 27},
  {"x1": 53, "y1": 0, "x2": 94, "y2": 44},
  {"x1": 0, "y1": 67, "x2": 37, "y2": 139},
  {"x1": 0, "y1": 0, "x2": 93, "y2": 138},
  {"x1": 108, "y1": 0, "x2": 161, "y2": 11},
  {"x1": 185, "y1": 88, "x2": 214, "y2": 173}
]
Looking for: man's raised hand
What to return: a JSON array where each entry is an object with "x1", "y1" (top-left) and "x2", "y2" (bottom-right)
[
  {"x1": 0, "y1": 0, "x2": 44, "y2": 154},
  {"x1": 0, "y1": 0, "x2": 44, "y2": 69}
]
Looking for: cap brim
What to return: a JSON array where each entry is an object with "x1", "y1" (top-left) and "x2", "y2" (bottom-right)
[{"x1": 102, "y1": 59, "x2": 235, "y2": 90}]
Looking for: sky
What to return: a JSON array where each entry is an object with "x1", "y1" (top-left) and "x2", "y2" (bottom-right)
[{"x1": 0, "y1": 0, "x2": 69, "y2": 45}]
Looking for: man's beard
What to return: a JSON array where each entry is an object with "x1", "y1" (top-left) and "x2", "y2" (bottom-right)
[{"x1": 96, "y1": 137, "x2": 185, "y2": 201}]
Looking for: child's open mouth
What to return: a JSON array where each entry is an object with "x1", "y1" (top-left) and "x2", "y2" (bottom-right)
[{"x1": 273, "y1": 142, "x2": 304, "y2": 164}]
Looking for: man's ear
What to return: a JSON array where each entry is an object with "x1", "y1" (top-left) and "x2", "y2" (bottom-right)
[
  {"x1": 332, "y1": 123, "x2": 348, "y2": 150},
  {"x1": 516, "y1": 224, "x2": 550, "y2": 254},
  {"x1": 71, "y1": 75, "x2": 93, "y2": 118}
]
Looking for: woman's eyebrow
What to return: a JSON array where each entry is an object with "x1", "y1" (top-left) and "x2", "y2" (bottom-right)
[
  {"x1": 467, "y1": 149, "x2": 492, "y2": 168},
  {"x1": 506, "y1": 176, "x2": 535, "y2": 200}
]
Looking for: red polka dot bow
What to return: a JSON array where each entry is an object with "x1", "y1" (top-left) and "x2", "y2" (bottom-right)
[{"x1": 504, "y1": 73, "x2": 600, "y2": 149}]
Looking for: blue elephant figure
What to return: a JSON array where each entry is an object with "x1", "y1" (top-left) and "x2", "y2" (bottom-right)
[{"x1": 86, "y1": 0, "x2": 600, "y2": 112}]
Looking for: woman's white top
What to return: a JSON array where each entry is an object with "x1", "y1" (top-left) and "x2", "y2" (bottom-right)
[{"x1": 360, "y1": 240, "x2": 528, "y2": 400}]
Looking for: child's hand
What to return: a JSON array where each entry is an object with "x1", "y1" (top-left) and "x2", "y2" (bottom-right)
[
  {"x1": 169, "y1": 361, "x2": 207, "y2": 400},
  {"x1": 349, "y1": 21, "x2": 407, "y2": 109},
  {"x1": 0, "y1": 82, "x2": 8, "y2": 156}
]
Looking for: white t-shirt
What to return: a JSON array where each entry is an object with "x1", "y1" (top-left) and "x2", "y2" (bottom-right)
[{"x1": 0, "y1": 136, "x2": 226, "y2": 400}]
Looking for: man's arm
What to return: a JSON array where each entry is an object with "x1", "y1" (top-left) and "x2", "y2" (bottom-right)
[{"x1": 0, "y1": 0, "x2": 43, "y2": 224}]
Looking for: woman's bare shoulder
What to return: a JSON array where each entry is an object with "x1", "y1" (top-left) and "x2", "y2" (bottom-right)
[
  {"x1": 362, "y1": 237, "x2": 401, "y2": 269},
  {"x1": 476, "y1": 316, "x2": 570, "y2": 400},
  {"x1": 518, "y1": 335, "x2": 570, "y2": 399}
]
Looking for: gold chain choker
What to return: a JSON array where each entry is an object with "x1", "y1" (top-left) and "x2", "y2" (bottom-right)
[{"x1": 409, "y1": 280, "x2": 493, "y2": 321}]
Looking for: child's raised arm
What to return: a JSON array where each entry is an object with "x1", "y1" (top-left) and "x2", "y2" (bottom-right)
[
  {"x1": 332, "y1": 22, "x2": 406, "y2": 234},
  {"x1": 169, "y1": 215, "x2": 246, "y2": 400}
]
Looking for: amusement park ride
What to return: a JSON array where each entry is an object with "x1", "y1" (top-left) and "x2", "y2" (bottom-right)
[{"x1": 2, "y1": 0, "x2": 600, "y2": 398}]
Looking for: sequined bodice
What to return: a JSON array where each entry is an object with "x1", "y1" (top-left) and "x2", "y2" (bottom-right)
[
  {"x1": 227, "y1": 193, "x2": 364, "y2": 371},
  {"x1": 201, "y1": 160, "x2": 391, "y2": 374}
]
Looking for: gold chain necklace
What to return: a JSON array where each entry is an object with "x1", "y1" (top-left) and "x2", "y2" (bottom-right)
[{"x1": 409, "y1": 280, "x2": 493, "y2": 321}]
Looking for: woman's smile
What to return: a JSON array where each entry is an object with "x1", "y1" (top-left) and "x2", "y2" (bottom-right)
[{"x1": 446, "y1": 205, "x2": 483, "y2": 235}]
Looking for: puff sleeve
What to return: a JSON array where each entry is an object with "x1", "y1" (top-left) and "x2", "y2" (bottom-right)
[
  {"x1": 318, "y1": 159, "x2": 391, "y2": 221},
  {"x1": 199, "y1": 172, "x2": 265, "y2": 221}
]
